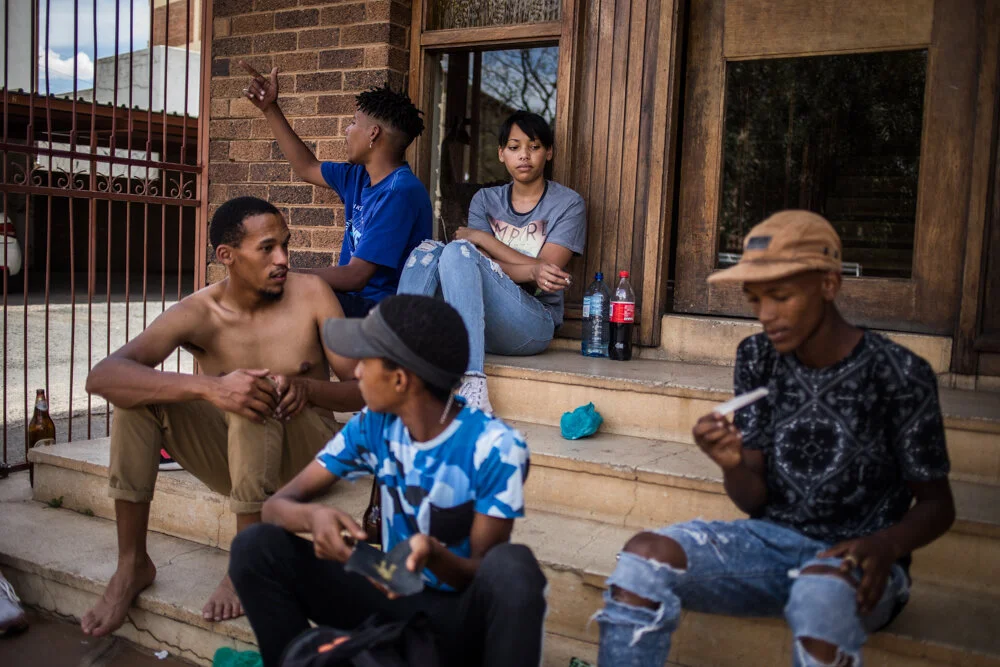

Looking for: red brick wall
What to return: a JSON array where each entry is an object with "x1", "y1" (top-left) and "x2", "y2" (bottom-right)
[
  {"x1": 153, "y1": 0, "x2": 202, "y2": 48},
  {"x1": 207, "y1": 0, "x2": 412, "y2": 284}
]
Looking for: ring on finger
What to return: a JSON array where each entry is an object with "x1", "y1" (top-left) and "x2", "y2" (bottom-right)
[{"x1": 842, "y1": 555, "x2": 859, "y2": 569}]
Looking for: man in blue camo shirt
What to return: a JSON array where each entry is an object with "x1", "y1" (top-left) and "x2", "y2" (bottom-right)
[{"x1": 229, "y1": 295, "x2": 546, "y2": 667}]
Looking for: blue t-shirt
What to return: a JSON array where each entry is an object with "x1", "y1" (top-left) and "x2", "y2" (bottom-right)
[
  {"x1": 320, "y1": 162, "x2": 432, "y2": 303},
  {"x1": 315, "y1": 402, "x2": 529, "y2": 590}
]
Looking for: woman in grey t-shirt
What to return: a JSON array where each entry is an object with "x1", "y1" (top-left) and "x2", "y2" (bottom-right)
[{"x1": 398, "y1": 111, "x2": 586, "y2": 413}]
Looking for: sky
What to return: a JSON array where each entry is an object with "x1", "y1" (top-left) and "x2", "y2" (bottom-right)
[{"x1": 34, "y1": 0, "x2": 151, "y2": 94}]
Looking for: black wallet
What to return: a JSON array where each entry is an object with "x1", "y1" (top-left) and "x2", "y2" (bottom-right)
[{"x1": 345, "y1": 540, "x2": 425, "y2": 597}]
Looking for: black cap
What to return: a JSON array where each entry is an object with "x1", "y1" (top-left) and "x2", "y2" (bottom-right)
[{"x1": 322, "y1": 295, "x2": 469, "y2": 392}]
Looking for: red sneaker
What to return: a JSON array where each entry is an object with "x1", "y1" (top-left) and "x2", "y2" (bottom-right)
[{"x1": 159, "y1": 449, "x2": 182, "y2": 471}]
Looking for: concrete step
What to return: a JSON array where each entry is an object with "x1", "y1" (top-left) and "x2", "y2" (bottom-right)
[
  {"x1": 28, "y1": 438, "x2": 373, "y2": 552},
  {"x1": 513, "y1": 421, "x2": 1000, "y2": 597},
  {"x1": 0, "y1": 474, "x2": 596, "y2": 667},
  {"x1": 657, "y1": 314, "x2": 953, "y2": 372},
  {"x1": 4, "y1": 474, "x2": 999, "y2": 667},
  {"x1": 30, "y1": 435, "x2": 1000, "y2": 597},
  {"x1": 0, "y1": 477, "x2": 258, "y2": 666},
  {"x1": 522, "y1": 511, "x2": 1000, "y2": 667},
  {"x1": 484, "y1": 350, "x2": 1000, "y2": 485}
]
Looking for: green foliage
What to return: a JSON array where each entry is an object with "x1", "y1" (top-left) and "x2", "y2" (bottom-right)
[{"x1": 45, "y1": 496, "x2": 63, "y2": 509}]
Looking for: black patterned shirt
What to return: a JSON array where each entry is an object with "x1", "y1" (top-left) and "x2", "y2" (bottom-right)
[{"x1": 734, "y1": 331, "x2": 950, "y2": 546}]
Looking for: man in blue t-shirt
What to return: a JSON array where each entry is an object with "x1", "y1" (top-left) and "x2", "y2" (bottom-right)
[
  {"x1": 229, "y1": 295, "x2": 547, "y2": 667},
  {"x1": 242, "y1": 63, "x2": 433, "y2": 317}
]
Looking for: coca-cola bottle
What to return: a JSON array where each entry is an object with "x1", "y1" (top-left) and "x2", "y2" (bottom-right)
[
  {"x1": 609, "y1": 271, "x2": 635, "y2": 361},
  {"x1": 362, "y1": 477, "x2": 383, "y2": 550}
]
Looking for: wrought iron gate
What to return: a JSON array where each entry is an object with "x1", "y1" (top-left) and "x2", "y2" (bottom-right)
[{"x1": 1, "y1": 0, "x2": 210, "y2": 472}]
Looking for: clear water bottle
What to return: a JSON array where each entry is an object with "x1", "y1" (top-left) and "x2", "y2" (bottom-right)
[
  {"x1": 609, "y1": 271, "x2": 635, "y2": 361},
  {"x1": 582, "y1": 272, "x2": 610, "y2": 357}
]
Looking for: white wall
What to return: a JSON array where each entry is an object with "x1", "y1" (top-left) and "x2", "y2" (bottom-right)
[
  {"x1": 92, "y1": 45, "x2": 200, "y2": 116},
  {"x1": 0, "y1": 0, "x2": 34, "y2": 92},
  {"x1": 35, "y1": 141, "x2": 161, "y2": 179}
]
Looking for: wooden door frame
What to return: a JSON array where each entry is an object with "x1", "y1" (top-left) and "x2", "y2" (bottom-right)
[
  {"x1": 953, "y1": 0, "x2": 1000, "y2": 373},
  {"x1": 673, "y1": 0, "x2": 981, "y2": 336},
  {"x1": 635, "y1": 0, "x2": 685, "y2": 346},
  {"x1": 404, "y1": 0, "x2": 686, "y2": 347}
]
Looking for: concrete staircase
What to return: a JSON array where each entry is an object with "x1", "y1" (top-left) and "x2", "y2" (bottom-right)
[{"x1": 2, "y1": 315, "x2": 999, "y2": 666}]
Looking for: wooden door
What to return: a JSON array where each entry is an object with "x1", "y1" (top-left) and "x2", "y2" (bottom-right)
[
  {"x1": 673, "y1": 0, "x2": 980, "y2": 334},
  {"x1": 974, "y1": 122, "x2": 1000, "y2": 373}
]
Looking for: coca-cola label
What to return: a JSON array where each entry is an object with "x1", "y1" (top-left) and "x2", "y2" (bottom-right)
[{"x1": 610, "y1": 301, "x2": 635, "y2": 323}]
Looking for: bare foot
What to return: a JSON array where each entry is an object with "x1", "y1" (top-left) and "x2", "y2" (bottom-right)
[
  {"x1": 202, "y1": 574, "x2": 243, "y2": 622},
  {"x1": 81, "y1": 556, "x2": 156, "y2": 637}
]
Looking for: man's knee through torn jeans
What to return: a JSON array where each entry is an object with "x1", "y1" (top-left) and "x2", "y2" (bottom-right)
[
  {"x1": 595, "y1": 519, "x2": 910, "y2": 667},
  {"x1": 595, "y1": 550, "x2": 681, "y2": 666}
]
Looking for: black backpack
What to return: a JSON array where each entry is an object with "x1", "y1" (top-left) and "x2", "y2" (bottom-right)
[{"x1": 279, "y1": 614, "x2": 441, "y2": 667}]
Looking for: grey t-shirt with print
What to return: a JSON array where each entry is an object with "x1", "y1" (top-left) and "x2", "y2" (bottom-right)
[{"x1": 467, "y1": 181, "x2": 586, "y2": 326}]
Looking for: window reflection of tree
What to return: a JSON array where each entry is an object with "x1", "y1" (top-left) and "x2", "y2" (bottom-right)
[
  {"x1": 719, "y1": 50, "x2": 926, "y2": 279},
  {"x1": 480, "y1": 49, "x2": 558, "y2": 126},
  {"x1": 435, "y1": 47, "x2": 559, "y2": 241}
]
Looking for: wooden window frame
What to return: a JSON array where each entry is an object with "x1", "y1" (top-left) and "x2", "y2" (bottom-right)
[
  {"x1": 673, "y1": 0, "x2": 982, "y2": 336},
  {"x1": 406, "y1": 0, "x2": 582, "y2": 193},
  {"x1": 954, "y1": 0, "x2": 1000, "y2": 370}
]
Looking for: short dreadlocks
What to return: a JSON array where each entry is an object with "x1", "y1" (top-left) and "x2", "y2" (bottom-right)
[{"x1": 356, "y1": 85, "x2": 425, "y2": 149}]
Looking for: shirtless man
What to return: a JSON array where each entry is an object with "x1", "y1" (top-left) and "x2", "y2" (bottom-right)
[{"x1": 80, "y1": 196, "x2": 364, "y2": 638}]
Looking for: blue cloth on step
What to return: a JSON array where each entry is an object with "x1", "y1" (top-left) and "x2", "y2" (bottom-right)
[
  {"x1": 560, "y1": 403, "x2": 603, "y2": 440},
  {"x1": 213, "y1": 647, "x2": 263, "y2": 667}
]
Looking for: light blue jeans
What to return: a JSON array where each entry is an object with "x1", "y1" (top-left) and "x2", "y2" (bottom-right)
[
  {"x1": 396, "y1": 240, "x2": 555, "y2": 374},
  {"x1": 596, "y1": 519, "x2": 910, "y2": 667}
]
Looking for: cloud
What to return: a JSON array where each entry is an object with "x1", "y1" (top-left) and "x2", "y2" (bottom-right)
[
  {"x1": 37, "y1": 0, "x2": 151, "y2": 58},
  {"x1": 39, "y1": 49, "x2": 94, "y2": 81}
]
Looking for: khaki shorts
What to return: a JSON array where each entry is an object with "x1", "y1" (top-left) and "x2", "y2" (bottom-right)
[{"x1": 108, "y1": 401, "x2": 340, "y2": 514}]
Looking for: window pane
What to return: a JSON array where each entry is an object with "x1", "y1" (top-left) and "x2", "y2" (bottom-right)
[
  {"x1": 428, "y1": 47, "x2": 559, "y2": 240},
  {"x1": 28, "y1": 0, "x2": 203, "y2": 116},
  {"x1": 429, "y1": 0, "x2": 560, "y2": 30},
  {"x1": 719, "y1": 50, "x2": 927, "y2": 279}
]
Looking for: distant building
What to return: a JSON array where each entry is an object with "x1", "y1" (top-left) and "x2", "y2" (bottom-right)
[
  {"x1": 85, "y1": 45, "x2": 201, "y2": 117},
  {"x1": 0, "y1": 0, "x2": 32, "y2": 92}
]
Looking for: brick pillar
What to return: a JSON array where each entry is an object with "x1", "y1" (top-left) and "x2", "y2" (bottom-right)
[{"x1": 207, "y1": 0, "x2": 412, "y2": 285}]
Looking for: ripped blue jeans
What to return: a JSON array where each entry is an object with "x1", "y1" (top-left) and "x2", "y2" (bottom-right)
[
  {"x1": 396, "y1": 240, "x2": 555, "y2": 374},
  {"x1": 596, "y1": 519, "x2": 910, "y2": 667}
]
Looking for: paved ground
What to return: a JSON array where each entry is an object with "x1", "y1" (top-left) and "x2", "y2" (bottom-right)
[
  {"x1": 2, "y1": 274, "x2": 194, "y2": 466},
  {"x1": 0, "y1": 612, "x2": 196, "y2": 667},
  {"x1": 0, "y1": 476, "x2": 206, "y2": 665}
]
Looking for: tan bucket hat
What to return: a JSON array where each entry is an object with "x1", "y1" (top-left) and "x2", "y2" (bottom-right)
[{"x1": 707, "y1": 210, "x2": 842, "y2": 284}]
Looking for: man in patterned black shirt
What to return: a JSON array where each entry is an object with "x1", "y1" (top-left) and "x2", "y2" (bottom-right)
[{"x1": 596, "y1": 211, "x2": 955, "y2": 667}]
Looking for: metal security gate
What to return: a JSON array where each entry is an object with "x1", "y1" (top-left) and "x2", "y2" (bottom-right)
[{"x1": 1, "y1": 0, "x2": 210, "y2": 473}]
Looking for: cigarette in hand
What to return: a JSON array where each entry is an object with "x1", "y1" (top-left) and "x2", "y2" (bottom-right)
[{"x1": 712, "y1": 387, "x2": 769, "y2": 416}]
